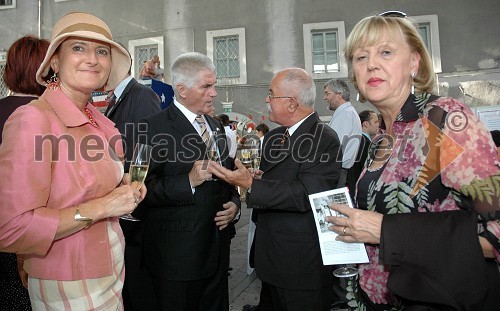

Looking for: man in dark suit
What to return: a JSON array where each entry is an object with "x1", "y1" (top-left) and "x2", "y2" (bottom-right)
[
  {"x1": 105, "y1": 67, "x2": 161, "y2": 310},
  {"x1": 106, "y1": 71, "x2": 161, "y2": 168},
  {"x1": 210, "y1": 68, "x2": 342, "y2": 311},
  {"x1": 347, "y1": 110, "x2": 379, "y2": 199},
  {"x1": 139, "y1": 52, "x2": 240, "y2": 311}
]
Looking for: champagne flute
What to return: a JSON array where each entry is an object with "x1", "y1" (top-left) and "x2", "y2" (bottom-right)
[
  {"x1": 333, "y1": 264, "x2": 358, "y2": 278},
  {"x1": 252, "y1": 151, "x2": 261, "y2": 171},
  {"x1": 237, "y1": 148, "x2": 259, "y2": 169},
  {"x1": 120, "y1": 143, "x2": 152, "y2": 221},
  {"x1": 204, "y1": 131, "x2": 221, "y2": 181},
  {"x1": 331, "y1": 209, "x2": 359, "y2": 277}
]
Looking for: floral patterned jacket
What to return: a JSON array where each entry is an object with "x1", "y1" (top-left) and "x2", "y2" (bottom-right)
[{"x1": 355, "y1": 93, "x2": 500, "y2": 307}]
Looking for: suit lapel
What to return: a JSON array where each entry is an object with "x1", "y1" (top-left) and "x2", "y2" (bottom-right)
[
  {"x1": 106, "y1": 79, "x2": 135, "y2": 117},
  {"x1": 205, "y1": 116, "x2": 230, "y2": 168},
  {"x1": 168, "y1": 104, "x2": 204, "y2": 144},
  {"x1": 263, "y1": 112, "x2": 319, "y2": 172},
  {"x1": 165, "y1": 106, "x2": 230, "y2": 166}
]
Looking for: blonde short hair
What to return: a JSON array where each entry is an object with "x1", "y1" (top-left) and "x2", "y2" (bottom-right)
[{"x1": 344, "y1": 15, "x2": 436, "y2": 102}]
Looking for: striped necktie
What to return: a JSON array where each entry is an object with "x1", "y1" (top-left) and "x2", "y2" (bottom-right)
[
  {"x1": 107, "y1": 92, "x2": 116, "y2": 110},
  {"x1": 280, "y1": 128, "x2": 290, "y2": 146},
  {"x1": 195, "y1": 115, "x2": 211, "y2": 148}
]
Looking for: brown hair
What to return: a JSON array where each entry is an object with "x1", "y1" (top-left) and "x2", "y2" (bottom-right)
[
  {"x1": 256, "y1": 123, "x2": 269, "y2": 135},
  {"x1": 344, "y1": 15, "x2": 436, "y2": 102},
  {"x1": 3, "y1": 35, "x2": 50, "y2": 96}
]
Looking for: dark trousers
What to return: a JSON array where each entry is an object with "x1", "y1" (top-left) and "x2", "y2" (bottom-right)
[
  {"x1": 122, "y1": 243, "x2": 159, "y2": 310},
  {"x1": 258, "y1": 281, "x2": 332, "y2": 311},
  {"x1": 120, "y1": 219, "x2": 158, "y2": 311},
  {"x1": 149, "y1": 239, "x2": 230, "y2": 311},
  {"x1": 151, "y1": 274, "x2": 228, "y2": 311}
]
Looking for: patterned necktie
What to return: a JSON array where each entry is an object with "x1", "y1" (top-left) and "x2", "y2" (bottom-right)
[
  {"x1": 280, "y1": 128, "x2": 290, "y2": 146},
  {"x1": 106, "y1": 92, "x2": 117, "y2": 112},
  {"x1": 195, "y1": 115, "x2": 211, "y2": 148}
]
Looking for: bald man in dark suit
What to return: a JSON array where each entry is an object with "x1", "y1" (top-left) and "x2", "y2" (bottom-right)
[{"x1": 211, "y1": 68, "x2": 342, "y2": 311}]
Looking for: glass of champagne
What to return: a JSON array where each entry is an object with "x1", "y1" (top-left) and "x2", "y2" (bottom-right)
[
  {"x1": 120, "y1": 143, "x2": 152, "y2": 221},
  {"x1": 237, "y1": 148, "x2": 259, "y2": 169},
  {"x1": 204, "y1": 131, "x2": 221, "y2": 181},
  {"x1": 333, "y1": 264, "x2": 358, "y2": 278},
  {"x1": 331, "y1": 209, "x2": 359, "y2": 277},
  {"x1": 252, "y1": 151, "x2": 261, "y2": 171}
]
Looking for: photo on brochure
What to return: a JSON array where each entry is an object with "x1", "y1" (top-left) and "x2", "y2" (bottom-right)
[{"x1": 308, "y1": 187, "x2": 369, "y2": 265}]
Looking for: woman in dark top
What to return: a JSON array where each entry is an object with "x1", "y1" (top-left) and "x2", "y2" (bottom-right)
[{"x1": 0, "y1": 35, "x2": 49, "y2": 310}]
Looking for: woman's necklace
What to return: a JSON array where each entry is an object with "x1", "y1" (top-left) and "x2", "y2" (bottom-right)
[
  {"x1": 84, "y1": 107, "x2": 99, "y2": 127},
  {"x1": 367, "y1": 135, "x2": 394, "y2": 172}
]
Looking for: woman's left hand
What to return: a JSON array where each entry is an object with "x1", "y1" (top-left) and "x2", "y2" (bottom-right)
[{"x1": 326, "y1": 203, "x2": 383, "y2": 245}]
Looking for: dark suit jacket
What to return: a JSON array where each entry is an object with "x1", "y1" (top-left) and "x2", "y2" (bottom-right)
[
  {"x1": 106, "y1": 77, "x2": 161, "y2": 235},
  {"x1": 140, "y1": 103, "x2": 240, "y2": 281},
  {"x1": 381, "y1": 210, "x2": 500, "y2": 310},
  {"x1": 347, "y1": 133, "x2": 370, "y2": 199},
  {"x1": 105, "y1": 77, "x2": 161, "y2": 170},
  {"x1": 248, "y1": 112, "x2": 342, "y2": 290}
]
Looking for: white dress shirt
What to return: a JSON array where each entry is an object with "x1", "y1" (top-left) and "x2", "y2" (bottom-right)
[{"x1": 328, "y1": 102, "x2": 362, "y2": 169}]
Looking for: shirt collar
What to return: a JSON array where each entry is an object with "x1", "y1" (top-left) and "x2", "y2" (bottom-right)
[
  {"x1": 41, "y1": 89, "x2": 90, "y2": 127},
  {"x1": 41, "y1": 88, "x2": 117, "y2": 129},
  {"x1": 173, "y1": 98, "x2": 199, "y2": 124},
  {"x1": 113, "y1": 75, "x2": 133, "y2": 99},
  {"x1": 380, "y1": 93, "x2": 433, "y2": 130},
  {"x1": 332, "y1": 101, "x2": 352, "y2": 116},
  {"x1": 288, "y1": 112, "x2": 314, "y2": 136}
]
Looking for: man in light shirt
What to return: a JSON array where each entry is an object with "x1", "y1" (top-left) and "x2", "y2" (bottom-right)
[{"x1": 324, "y1": 79, "x2": 362, "y2": 187}]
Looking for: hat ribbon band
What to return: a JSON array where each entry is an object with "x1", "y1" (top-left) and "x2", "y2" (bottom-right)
[{"x1": 56, "y1": 23, "x2": 112, "y2": 40}]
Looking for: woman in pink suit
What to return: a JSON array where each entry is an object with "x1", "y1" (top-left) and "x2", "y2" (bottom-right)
[{"x1": 0, "y1": 12, "x2": 144, "y2": 310}]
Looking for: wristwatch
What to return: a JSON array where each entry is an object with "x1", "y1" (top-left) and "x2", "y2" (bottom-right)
[{"x1": 74, "y1": 208, "x2": 92, "y2": 229}]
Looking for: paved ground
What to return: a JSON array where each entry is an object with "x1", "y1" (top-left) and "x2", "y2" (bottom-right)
[{"x1": 228, "y1": 203, "x2": 261, "y2": 310}]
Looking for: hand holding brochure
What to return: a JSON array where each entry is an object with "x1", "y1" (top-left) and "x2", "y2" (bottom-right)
[{"x1": 308, "y1": 187, "x2": 369, "y2": 265}]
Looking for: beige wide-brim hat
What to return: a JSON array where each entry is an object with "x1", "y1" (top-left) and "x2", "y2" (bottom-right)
[{"x1": 36, "y1": 12, "x2": 131, "y2": 91}]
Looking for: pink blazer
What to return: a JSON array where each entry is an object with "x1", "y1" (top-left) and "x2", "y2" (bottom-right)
[{"x1": 0, "y1": 89, "x2": 124, "y2": 280}]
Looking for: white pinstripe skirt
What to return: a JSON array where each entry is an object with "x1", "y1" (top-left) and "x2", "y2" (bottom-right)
[{"x1": 28, "y1": 221, "x2": 125, "y2": 310}]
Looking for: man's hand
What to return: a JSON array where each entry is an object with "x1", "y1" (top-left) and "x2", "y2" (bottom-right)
[
  {"x1": 250, "y1": 168, "x2": 264, "y2": 180},
  {"x1": 214, "y1": 201, "x2": 239, "y2": 230},
  {"x1": 189, "y1": 160, "x2": 213, "y2": 187},
  {"x1": 208, "y1": 159, "x2": 253, "y2": 189}
]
